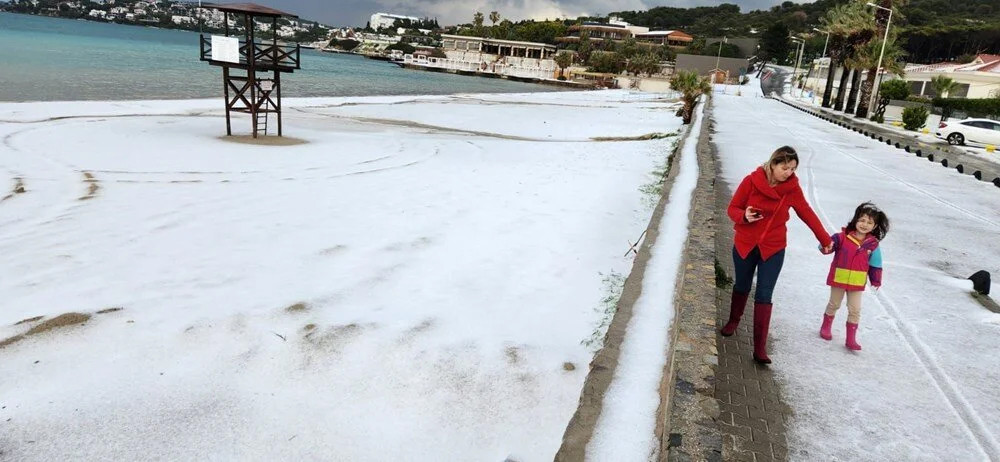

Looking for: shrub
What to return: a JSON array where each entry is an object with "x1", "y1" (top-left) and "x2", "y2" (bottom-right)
[
  {"x1": 880, "y1": 79, "x2": 910, "y2": 101},
  {"x1": 587, "y1": 51, "x2": 626, "y2": 74},
  {"x1": 933, "y1": 97, "x2": 1000, "y2": 119},
  {"x1": 902, "y1": 105, "x2": 930, "y2": 131},
  {"x1": 626, "y1": 52, "x2": 661, "y2": 76},
  {"x1": 871, "y1": 79, "x2": 909, "y2": 124},
  {"x1": 329, "y1": 38, "x2": 359, "y2": 51},
  {"x1": 385, "y1": 42, "x2": 415, "y2": 54}
]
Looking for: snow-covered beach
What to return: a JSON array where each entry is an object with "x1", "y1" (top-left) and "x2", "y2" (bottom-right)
[{"x1": 0, "y1": 91, "x2": 683, "y2": 460}]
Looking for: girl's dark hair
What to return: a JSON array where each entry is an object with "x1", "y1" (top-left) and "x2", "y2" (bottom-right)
[
  {"x1": 846, "y1": 202, "x2": 890, "y2": 240},
  {"x1": 768, "y1": 145, "x2": 799, "y2": 166}
]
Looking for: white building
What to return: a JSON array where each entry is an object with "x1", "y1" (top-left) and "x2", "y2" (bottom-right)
[
  {"x1": 369, "y1": 12, "x2": 420, "y2": 31},
  {"x1": 608, "y1": 15, "x2": 650, "y2": 35},
  {"x1": 171, "y1": 15, "x2": 195, "y2": 25},
  {"x1": 903, "y1": 54, "x2": 1000, "y2": 99},
  {"x1": 88, "y1": 9, "x2": 106, "y2": 18},
  {"x1": 808, "y1": 53, "x2": 1000, "y2": 104}
]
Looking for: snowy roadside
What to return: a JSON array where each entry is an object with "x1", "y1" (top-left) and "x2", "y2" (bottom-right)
[
  {"x1": 0, "y1": 90, "x2": 683, "y2": 461},
  {"x1": 586, "y1": 100, "x2": 705, "y2": 460},
  {"x1": 716, "y1": 78, "x2": 1000, "y2": 460}
]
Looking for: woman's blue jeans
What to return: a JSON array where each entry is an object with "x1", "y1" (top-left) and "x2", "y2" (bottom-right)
[{"x1": 732, "y1": 246, "x2": 785, "y2": 304}]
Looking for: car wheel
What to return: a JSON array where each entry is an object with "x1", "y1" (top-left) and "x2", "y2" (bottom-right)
[{"x1": 947, "y1": 133, "x2": 965, "y2": 145}]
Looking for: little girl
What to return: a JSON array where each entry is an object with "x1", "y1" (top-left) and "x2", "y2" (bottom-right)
[{"x1": 820, "y1": 202, "x2": 890, "y2": 351}]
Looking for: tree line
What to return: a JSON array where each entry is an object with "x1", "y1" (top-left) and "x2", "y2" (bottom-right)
[{"x1": 609, "y1": 0, "x2": 1000, "y2": 64}]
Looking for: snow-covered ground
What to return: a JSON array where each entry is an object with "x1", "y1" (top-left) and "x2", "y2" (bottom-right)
[
  {"x1": 588, "y1": 101, "x2": 704, "y2": 461},
  {"x1": 716, "y1": 80, "x2": 1000, "y2": 460},
  {"x1": 0, "y1": 90, "x2": 682, "y2": 461}
]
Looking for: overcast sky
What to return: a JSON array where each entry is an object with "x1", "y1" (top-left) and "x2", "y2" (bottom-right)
[{"x1": 259, "y1": 0, "x2": 807, "y2": 28}]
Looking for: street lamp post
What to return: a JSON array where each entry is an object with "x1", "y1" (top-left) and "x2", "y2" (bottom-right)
[
  {"x1": 811, "y1": 28, "x2": 831, "y2": 103},
  {"x1": 813, "y1": 27, "x2": 830, "y2": 59},
  {"x1": 866, "y1": 2, "x2": 893, "y2": 118},
  {"x1": 715, "y1": 36, "x2": 727, "y2": 83},
  {"x1": 790, "y1": 37, "x2": 805, "y2": 98}
]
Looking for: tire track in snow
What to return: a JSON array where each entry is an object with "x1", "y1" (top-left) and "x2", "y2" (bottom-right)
[
  {"x1": 762, "y1": 102, "x2": 1000, "y2": 461},
  {"x1": 0, "y1": 123, "x2": 86, "y2": 238}
]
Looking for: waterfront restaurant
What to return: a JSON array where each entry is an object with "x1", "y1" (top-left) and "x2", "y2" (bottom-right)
[
  {"x1": 439, "y1": 34, "x2": 558, "y2": 60},
  {"x1": 634, "y1": 30, "x2": 694, "y2": 49},
  {"x1": 556, "y1": 17, "x2": 693, "y2": 50}
]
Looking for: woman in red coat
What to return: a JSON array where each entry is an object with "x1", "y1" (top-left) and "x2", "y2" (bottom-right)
[{"x1": 720, "y1": 146, "x2": 833, "y2": 364}]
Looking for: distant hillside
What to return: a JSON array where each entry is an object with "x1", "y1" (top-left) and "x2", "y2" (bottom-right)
[{"x1": 608, "y1": 0, "x2": 1000, "y2": 64}]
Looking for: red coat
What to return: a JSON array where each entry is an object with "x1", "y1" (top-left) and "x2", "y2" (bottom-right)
[{"x1": 728, "y1": 167, "x2": 832, "y2": 260}]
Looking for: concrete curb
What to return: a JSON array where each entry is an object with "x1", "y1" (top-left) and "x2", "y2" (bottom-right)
[
  {"x1": 659, "y1": 97, "x2": 725, "y2": 461},
  {"x1": 554, "y1": 99, "x2": 709, "y2": 461}
]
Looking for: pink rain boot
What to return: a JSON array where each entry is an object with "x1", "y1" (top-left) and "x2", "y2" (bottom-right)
[
  {"x1": 845, "y1": 322, "x2": 862, "y2": 351},
  {"x1": 819, "y1": 314, "x2": 834, "y2": 341}
]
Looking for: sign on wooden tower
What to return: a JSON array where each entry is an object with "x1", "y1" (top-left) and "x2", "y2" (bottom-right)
[{"x1": 198, "y1": 3, "x2": 301, "y2": 138}]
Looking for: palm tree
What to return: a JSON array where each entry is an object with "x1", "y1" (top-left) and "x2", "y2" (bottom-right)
[
  {"x1": 855, "y1": 0, "x2": 909, "y2": 119},
  {"x1": 472, "y1": 12, "x2": 484, "y2": 36},
  {"x1": 669, "y1": 70, "x2": 711, "y2": 124},
  {"x1": 821, "y1": 2, "x2": 871, "y2": 108},
  {"x1": 554, "y1": 51, "x2": 573, "y2": 79},
  {"x1": 852, "y1": 32, "x2": 906, "y2": 118},
  {"x1": 489, "y1": 11, "x2": 500, "y2": 26},
  {"x1": 844, "y1": 41, "x2": 874, "y2": 114},
  {"x1": 929, "y1": 75, "x2": 959, "y2": 98}
]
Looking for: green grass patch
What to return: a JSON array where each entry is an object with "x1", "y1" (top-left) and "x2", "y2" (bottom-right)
[
  {"x1": 639, "y1": 138, "x2": 681, "y2": 210},
  {"x1": 715, "y1": 258, "x2": 733, "y2": 289},
  {"x1": 582, "y1": 270, "x2": 627, "y2": 351}
]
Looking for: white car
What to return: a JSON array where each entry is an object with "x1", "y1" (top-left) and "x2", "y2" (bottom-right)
[{"x1": 936, "y1": 118, "x2": 1000, "y2": 147}]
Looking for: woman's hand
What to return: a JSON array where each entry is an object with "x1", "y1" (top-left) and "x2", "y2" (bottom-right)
[
  {"x1": 821, "y1": 243, "x2": 834, "y2": 254},
  {"x1": 744, "y1": 207, "x2": 764, "y2": 223}
]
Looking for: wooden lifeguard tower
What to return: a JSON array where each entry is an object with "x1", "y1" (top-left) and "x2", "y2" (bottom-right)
[{"x1": 199, "y1": 3, "x2": 301, "y2": 138}]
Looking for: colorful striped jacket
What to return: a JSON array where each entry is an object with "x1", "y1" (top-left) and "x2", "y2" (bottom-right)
[{"x1": 826, "y1": 230, "x2": 883, "y2": 291}]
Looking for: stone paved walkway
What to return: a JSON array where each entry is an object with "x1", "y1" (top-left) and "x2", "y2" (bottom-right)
[{"x1": 712, "y1": 128, "x2": 792, "y2": 462}]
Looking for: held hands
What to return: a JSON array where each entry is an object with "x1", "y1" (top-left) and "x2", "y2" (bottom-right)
[
  {"x1": 819, "y1": 233, "x2": 834, "y2": 254},
  {"x1": 744, "y1": 207, "x2": 764, "y2": 223}
]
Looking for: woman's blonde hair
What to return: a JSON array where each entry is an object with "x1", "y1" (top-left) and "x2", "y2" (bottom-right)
[{"x1": 762, "y1": 146, "x2": 799, "y2": 184}]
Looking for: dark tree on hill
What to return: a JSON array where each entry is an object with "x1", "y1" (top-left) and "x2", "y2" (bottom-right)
[{"x1": 760, "y1": 22, "x2": 791, "y2": 65}]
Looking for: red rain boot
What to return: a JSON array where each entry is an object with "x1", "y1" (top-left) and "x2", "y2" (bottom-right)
[
  {"x1": 845, "y1": 322, "x2": 862, "y2": 351},
  {"x1": 819, "y1": 314, "x2": 834, "y2": 341},
  {"x1": 752, "y1": 302, "x2": 773, "y2": 364},
  {"x1": 720, "y1": 291, "x2": 750, "y2": 337}
]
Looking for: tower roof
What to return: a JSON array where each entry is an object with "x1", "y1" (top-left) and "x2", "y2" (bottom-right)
[{"x1": 206, "y1": 3, "x2": 298, "y2": 18}]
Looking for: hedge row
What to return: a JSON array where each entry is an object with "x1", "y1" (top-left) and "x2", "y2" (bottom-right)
[{"x1": 933, "y1": 97, "x2": 1000, "y2": 119}]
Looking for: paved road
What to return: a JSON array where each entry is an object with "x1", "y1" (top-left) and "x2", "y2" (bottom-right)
[{"x1": 712, "y1": 83, "x2": 1000, "y2": 461}]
